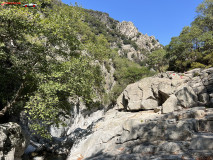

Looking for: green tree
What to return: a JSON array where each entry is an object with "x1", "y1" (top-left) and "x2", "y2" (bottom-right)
[
  {"x1": 147, "y1": 49, "x2": 167, "y2": 72},
  {"x1": 166, "y1": 0, "x2": 213, "y2": 72},
  {"x1": 0, "y1": 3, "x2": 104, "y2": 138}
]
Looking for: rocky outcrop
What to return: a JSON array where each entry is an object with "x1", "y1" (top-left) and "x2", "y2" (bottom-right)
[
  {"x1": 117, "y1": 21, "x2": 161, "y2": 51},
  {"x1": 85, "y1": 10, "x2": 118, "y2": 28},
  {"x1": 67, "y1": 107, "x2": 213, "y2": 160},
  {"x1": 65, "y1": 68, "x2": 213, "y2": 160},
  {"x1": 86, "y1": 9, "x2": 162, "y2": 63},
  {"x1": 0, "y1": 122, "x2": 27, "y2": 160},
  {"x1": 116, "y1": 21, "x2": 162, "y2": 62},
  {"x1": 117, "y1": 21, "x2": 138, "y2": 39},
  {"x1": 116, "y1": 68, "x2": 213, "y2": 112}
]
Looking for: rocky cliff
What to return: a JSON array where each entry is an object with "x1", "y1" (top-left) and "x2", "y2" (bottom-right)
[{"x1": 86, "y1": 10, "x2": 162, "y2": 63}]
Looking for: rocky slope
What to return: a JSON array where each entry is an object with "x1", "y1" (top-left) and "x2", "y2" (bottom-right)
[
  {"x1": 86, "y1": 10, "x2": 162, "y2": 62},
  {"x1": 65, "y1": 68, "x2": 213, "y2": 160},
  {"x1": 3, "y1": 68, "x2": 212, "y2": 159},
  {"x1": 116, "y1": 68, "x2": 213, "y2": 112}
]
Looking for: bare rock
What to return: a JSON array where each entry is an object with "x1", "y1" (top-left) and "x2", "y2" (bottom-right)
[
  {"x1": 0, "y1": 122, "x2": 27, "y2": 160},
  {"x1": 190, "y1": 133, "x2": 213, "y2": 150},
  {"x1": 175, "y1": 84, "x2": 198, "y2": 108},
  {"x1": 162, "y1": 95, "x2": 179, "y2": 113}
]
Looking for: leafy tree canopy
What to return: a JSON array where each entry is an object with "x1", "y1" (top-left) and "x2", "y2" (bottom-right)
[{"x1": 166, "y1": 0, "x2": 213, "y2": 72}]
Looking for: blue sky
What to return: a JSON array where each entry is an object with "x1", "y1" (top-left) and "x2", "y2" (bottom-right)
[{"x1": 62, "y1": 0, "x2": 204, "y2": 46}]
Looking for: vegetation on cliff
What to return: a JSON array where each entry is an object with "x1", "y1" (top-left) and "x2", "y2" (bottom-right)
[
  {"x1": 0, "y1": 0, "x2": 212, "y2": 138},
  {"x1": 0, "y1": 0, "x2": 155, "y2": 137}
]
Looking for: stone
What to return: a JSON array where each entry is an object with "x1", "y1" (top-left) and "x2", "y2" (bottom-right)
[
  {"x1": 0, "y1": 122, "x2": 27, "y2": 160},
  {"x1": 198, "y1": 93, "x2": 209, "y2": 104},
  {"x1": 198, "y1": 120, "x2": 213, "y2": 132},
  {"x1": 33, "y1": 156, "x2": 44, "y2": 160},
  {"x1": 191, "y1": 110, "x2": 205, "y2": 119},
  {"x1": 141, "y1": 98, "x2": 158, "y2": 110},
  {"x1": 162, "y1": 95, "x2": 178, "y2": 113},
  {"x1": 175, "y1": 84, "x2": 198, "y2": 108},
  {"x1": 66, "y1": 68, "x2": 213, "y2": 160},
  {"x1": 156, "y1": 142, "x2": 182, "y2": 153},
  {"x1": 116, "y1": 93, "x2": 125, "y2": 110},
  {"x1": 123, "y1": 83, "x2": 143, "y2": 110},
  {"x1": 24, "y1": 145, "x2": 36, "y2": 154},
  {"x1": 209, "y1": 93, "x2": 213, "y2": 98},
  {"x1": 190, "y1": 133, "x2": 213, "y2": 150},
  {"x1": 116, "y1": 154, "x2": 142, "y2": 160},
  {"x1": 116, "y1": 21, "x2": 138, "y2": 39},
  {"x1": 132, "y1": 144, "x2": 155, "y2": 154},
  {"x1": 186, "y1": 68, "x2": 201, "y2": 75}
]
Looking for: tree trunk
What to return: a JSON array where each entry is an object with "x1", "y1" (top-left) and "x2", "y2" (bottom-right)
[{"x1": 0, "y1": 82, "x2": 24, "y2": 118}]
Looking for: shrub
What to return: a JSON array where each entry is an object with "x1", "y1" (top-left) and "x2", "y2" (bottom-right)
[
  {"x1": 191, "y1": 62, "x2": 206, "y2": 69},
  {"x1": 136, "y1": 33, "x2": 142, "y2": 38},
  {"x1": 131, "y1": 41, "x2": 139, "y2": 50},
  {"x1": 152, "y1": 39, "x2": 156, "y2": 45},
  {"x1": 123, "y1": 39, "x2": 131, "y2": 45}
]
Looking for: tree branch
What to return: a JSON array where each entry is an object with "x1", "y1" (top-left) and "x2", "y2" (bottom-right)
[{"x1": 0, "y1": 82, "x2": 25, "y2": 117}]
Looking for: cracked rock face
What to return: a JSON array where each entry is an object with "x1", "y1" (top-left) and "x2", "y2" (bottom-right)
[
  {"x1": 116, "y1": 68, "x2": 213, "y2": 112},
  {"x1": 67, "y1": 107, "x2": 213, "y2": 160},
  {"x1": 66, "y1": 68, "x2": 213, "y2": 160},
  {"x1": 0, "y1": 122, "x2": 27, "y2": 160},
  {"x1": 117, "y1": 21, "x2": 138, "y2": 39},
  {"x1": 116, "y1": 21, "x2": 162, "y2": 62}
]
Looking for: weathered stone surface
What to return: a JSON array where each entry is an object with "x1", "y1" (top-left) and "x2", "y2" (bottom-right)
[
  {"x1": 156, "y1": 142, "x2": 182, "y2": 153},
  {"x1": 191, "y1": 110, "x2": 205, "y2": 119},
  {"x1": 198, "y1": 119, "x2": 213, "y2": 132},
  {"x1": 175, "y1": 84, "x2": 198, "y2": 108},
  {"x1": 67, "y1": 107, "x2": 213, "y2": 160},
  {"x1": 32, "y1": 156, "x2": 44, "y2": 160},
  {"x1": 131, "y1": 144, "x2": 155, "y2": 154},
  {"x1": 116, "y1": 68, "x2": 213, "y2": 112},
  {"x1": 162, "y1": 94, "x2": 179, "y2": 113},
  {"x1": 0, "y1": 122, "x2": 27, "y2": 160},
  {"x1": 198, "y1": 93, "x2": 210, "y2": 104},
  {"x1": 141, "y1": 98, "x2": 158, "y2": 110},
  {"x1": 65, "y1": 68, "x2": 213, "y2": 160},
  {"x1": 190, "y1": 133, "x2": 213, "y2": 150},
  {"x1": 123, "y1": 83, "x2": 143, "y2": 110}
]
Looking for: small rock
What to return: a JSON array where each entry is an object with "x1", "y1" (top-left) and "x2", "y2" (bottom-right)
[
  {"x1": 33, "y1": 156, "x2": 44, "y2": 160},
  {"x1": 191, "y1": 110, "x2": 205, "y2": 119}
]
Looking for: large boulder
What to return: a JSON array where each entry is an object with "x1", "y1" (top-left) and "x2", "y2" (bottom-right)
[
  {"x1": 116, "y1": 77, "x2": 179, "y2": 111},
  {"x1": 162, "y1": 94, "x2": 180, "y2": 113},
  {"x1": 175, "y1": 84, "x2": 198, "y2": 108},
  {"x1": 0, "y1": 122, "x2": 27, "y2": 160}
]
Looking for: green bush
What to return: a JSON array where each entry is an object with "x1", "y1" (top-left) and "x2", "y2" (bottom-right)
[
  {"x1": 123, "y1": 39, "x2": 131, "y2": 45},
  {"x1": 109, "y1": 56, "x2": 156, "y2": 102},
  {"x1": 152, "y1": 39, "x2": 156, "y2": 45},
  {"x1": 131, "y1": 41, "x2": 139, "y2": 50},
  {"x1": 191, "y1": 62, "x2": 206, "y2": 69}
]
